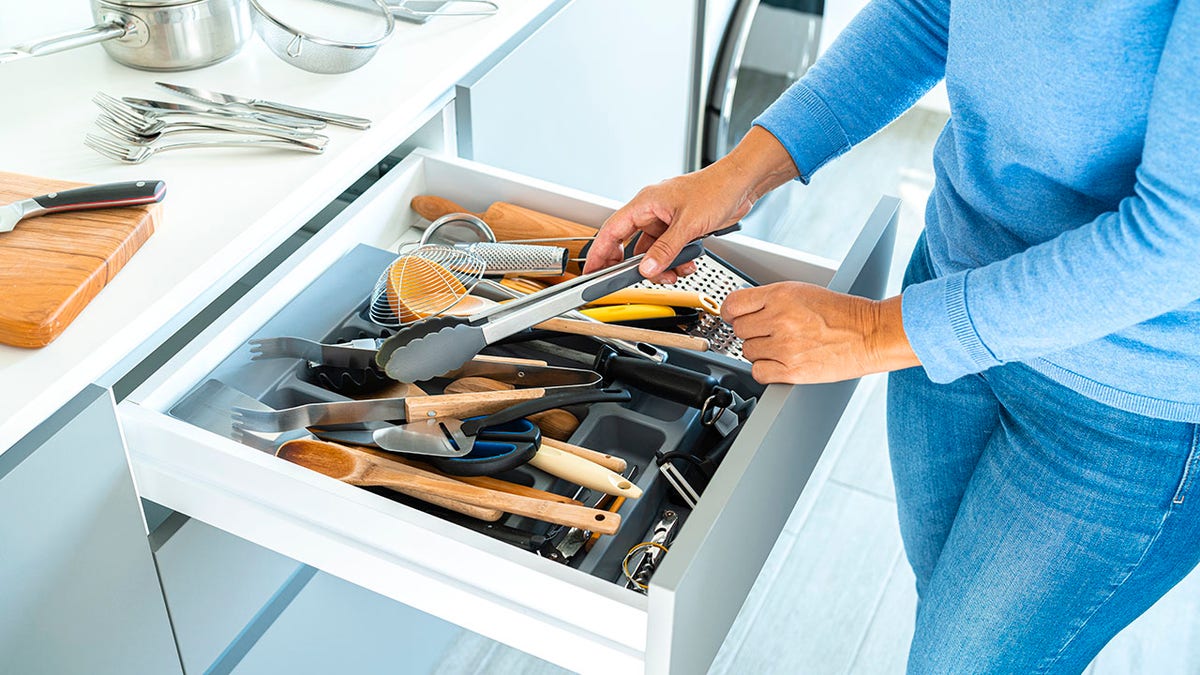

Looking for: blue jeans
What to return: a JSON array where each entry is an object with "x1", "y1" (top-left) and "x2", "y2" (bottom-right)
[{"x1": 887, "y1": 235, "x2": 1200, "y2": 673}]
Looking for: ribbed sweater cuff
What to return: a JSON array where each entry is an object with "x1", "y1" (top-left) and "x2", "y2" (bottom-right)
[
  {"x1": 901, "y1": 271, "x2": 1001, "y2": 383},
  {"x1": 752, "y1": 82, "x2": 850, "y2": 184}
]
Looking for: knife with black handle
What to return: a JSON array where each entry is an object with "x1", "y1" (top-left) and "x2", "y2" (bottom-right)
[{"x1": 0, "y1": 180, "x2": 166, "y2": 233}]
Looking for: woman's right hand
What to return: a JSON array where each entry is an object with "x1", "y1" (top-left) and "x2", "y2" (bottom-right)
[{"x1": 583, "y1": 126, "x2": 800, "y2": 283}]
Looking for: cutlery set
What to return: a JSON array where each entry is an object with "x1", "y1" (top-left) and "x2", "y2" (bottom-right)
[{"x1": 86, "y1": 82, "x2": 370, "y2": 164}]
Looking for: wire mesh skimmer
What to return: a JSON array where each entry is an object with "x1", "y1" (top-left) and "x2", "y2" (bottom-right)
[{"x1": 368, "y1": 244, "x2": 487, "y2": 327}]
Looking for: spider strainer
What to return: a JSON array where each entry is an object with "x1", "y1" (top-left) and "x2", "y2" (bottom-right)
[
  {"x1": 633, "y1": 253, "x2": 757, "y2": 362},
  {"x1": 368, "y1": 245, "x2": 486, "y2": 327}
]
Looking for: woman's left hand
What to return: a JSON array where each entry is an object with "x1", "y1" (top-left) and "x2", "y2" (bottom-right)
[{"x1": 722, "y1": 282, "x2": 921, "y2": 384}]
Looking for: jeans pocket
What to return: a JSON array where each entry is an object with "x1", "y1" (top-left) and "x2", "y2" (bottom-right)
[{"x1": 1172, "y1": 425, "x2": 1200, "y2": 505}]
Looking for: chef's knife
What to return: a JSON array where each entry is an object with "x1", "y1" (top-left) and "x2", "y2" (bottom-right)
[
  {"x1": 156, "y1": 82, "x2": 372, "y2": 130},
  {"x1": 0, "y1": 180, "x2": 166, "y2": 234},
  {"x1": 122, "y1": 96, "x2": 327, "y2": 130}
]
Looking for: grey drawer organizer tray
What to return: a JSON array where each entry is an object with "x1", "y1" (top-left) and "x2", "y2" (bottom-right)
[{"x1": 172, "y1": 243, "x2": 764, "y2": 588}]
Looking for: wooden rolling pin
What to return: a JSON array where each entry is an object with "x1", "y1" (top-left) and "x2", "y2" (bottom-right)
[
  {"x1": 278, "y1": 440, "x2": 620, "y2": 533},
  {"x1": 410, "y1": 195, "x2": 597, "y2": 263}
]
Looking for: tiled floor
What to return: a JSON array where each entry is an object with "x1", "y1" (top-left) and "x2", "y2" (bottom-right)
[{"x1": 432, "y1": 107, "x2": 1200, "y2": 673}]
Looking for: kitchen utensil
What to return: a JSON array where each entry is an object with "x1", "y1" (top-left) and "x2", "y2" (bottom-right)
[
  {"x1": 459, "y1": 242, "x2": 570, "y2": 277},
  {"x1": 318, "y1": 388, "x2": 631, "y2": 457},
  {"x1": 419, "y1": 212, "x2": 494, "y2": 247},
  {"x1": 0, "y1": 180, "x2": 164, "y2": 235},
  {"x1": 588, "y1": 288, "x2": 721, "y2": 315},
  {"x1": 541, "y1": 466, "x2": 639, "y2": 564},
  {"x1": 170, "y1": 380, "x2": 499, "y2": 518},
  {"x1": 0, "y1": 172, "x2": 161, "y2": 347},
  {"x1": 361, "y1": 450, "x2": 582, "y2": 505},
  {"x1": 368, "y1": 245, "x2": 485, "y2": 327},
  {"x1": 577, "y1": 304, "x2": 676, "y2": 323},
  {"x1": 444, "y1": 376, "x2": 580, "y2": 441},
  {"x1": 594, "y1": 344, "x2": 734, "y2": 412},
  {"x1": 541, "y1": 438, "x2": 626, "y2": 474},
  {"x1": 635, "y1": 252, "x2": 758, "y2": 362},
  {"x1": 232, "y1": 387, "x2": 549, "y2": 433},
  {"x1": 94, "y1": 93, "x2": 327, "y2": 144},
  {"x1": 411, "y1": 195, "x2": 598, "y2": 264},
  {"x1": 624, "y1": 509, "x2": 680, "y2": 593},
  {"x1": 526, "y1": 442, "x2": 642, "y2": 498},
  {"x1": 122, "y1": 96, "x2": 326, "y2": 129},
  {"x1": 157, "y1": 82, "x2": 372, "y2": 130},
  {"x1": 376, "y1": 242, "x2": 707, "y2": 382},
  {"x1": 250, "y1": 0, "x2": 395, "y2": 74},
  {"x1": 276, "y1": 439, "x2": 621, "y2": 533},
  {"x1": 325, "y1": 0, "x2": 498, "y2": 24},
  {"x1": 248, "y1": 336, "x2": 381, "y2": 370},
  {"x1": 85, "y1": 133, "x2": 324, "y2": 164},
  {"x1": 0, "y1": 0, "x2": 251, "y2": 71}
]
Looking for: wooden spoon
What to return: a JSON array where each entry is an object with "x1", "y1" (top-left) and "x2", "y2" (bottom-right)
[{"x1": 278, "y1": 439, "x2": 620, "y2": 534}]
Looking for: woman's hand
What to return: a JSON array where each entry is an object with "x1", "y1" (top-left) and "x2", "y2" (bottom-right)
[
  {"x1": 584, "y1": 127, "x2": 799, "y2": 283},
  {"x1": 723, "y1": 282, "x2": 921, "y2": 384}
]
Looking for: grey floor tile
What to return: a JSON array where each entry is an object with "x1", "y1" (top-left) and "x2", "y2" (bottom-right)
[
  {"x1": 830, "y1": 378, "x2": 894, "y2": 502},
  {"x1": 847, "y1": 554, "x2": 917, "y2": 675},
  {"x1": 719, "y1": 483, "x2": 903, "y2": 675}
]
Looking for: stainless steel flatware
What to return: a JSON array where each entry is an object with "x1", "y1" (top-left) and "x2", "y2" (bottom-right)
[
  {"x1": 94, "y1": 114, "x2": 328, "y2": 148},
  {"x1": 94, "y1": 93, "x2": 327, "y2": 143},
  {"x1": 0, "y1": 179, "x2": 165, "y2": 233},
  {"x1": 85, "y1": 133, "x2": 324, "y2": 164},
  {"x1": 157, "y1": 81, "x2": 372, "y2": 130},
  {"x1": 122, "y1": 96, "x2": 325, "y2": 129}
]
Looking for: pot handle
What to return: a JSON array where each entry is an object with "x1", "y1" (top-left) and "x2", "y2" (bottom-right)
[
  {"x1": 394, "y1": 1, "x2": 499, "y2": 19},
  {"x1": 0, "y1": 19, "x2": 130, "y2": 64}
]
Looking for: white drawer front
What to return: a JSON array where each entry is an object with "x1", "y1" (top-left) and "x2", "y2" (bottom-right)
[{"x1": 120, "y1": 150, "x2": 898, "y2": 674}]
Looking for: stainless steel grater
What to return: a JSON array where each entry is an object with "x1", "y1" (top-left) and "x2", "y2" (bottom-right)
[
  {"x1": 456, "y1": 242, "x2": 569, "y2": 276},
  {"x1": 634, "y1": 254, "x2": 755, "y2": 362}
]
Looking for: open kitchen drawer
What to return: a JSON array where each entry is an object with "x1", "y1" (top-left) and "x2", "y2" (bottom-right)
[{"x1": 118, "y1": 149, "x2": 898, "y2": 675}]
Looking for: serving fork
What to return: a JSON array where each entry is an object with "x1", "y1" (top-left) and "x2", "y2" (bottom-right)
[{"x1": 85, "y1": 133, "x2": 324, "y2": 164}]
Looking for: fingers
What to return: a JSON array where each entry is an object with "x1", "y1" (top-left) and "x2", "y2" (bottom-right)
[
  {"x1": 640, "y1": 224, "x2": 700, "y2": 278},
  {"x1": 750, "y1": 359, "x2": 790, "y2": 384},
  {"x1": 721, "y1": 287, "x2": 768, "y2": 322},
  {"x1": 585, "y1": 202, "x2": 658, "y2": 273}
]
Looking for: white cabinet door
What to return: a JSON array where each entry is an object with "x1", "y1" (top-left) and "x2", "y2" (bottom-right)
[
  {"x1": 0, "y1": 386, "x2": 181, "y2": 675},
  {"x1": 460, "y1": 0, "x2": 698, "y2": 201}
]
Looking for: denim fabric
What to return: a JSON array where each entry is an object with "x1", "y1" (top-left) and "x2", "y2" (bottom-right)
[{"x1": 887, "y1": 235, "x2": 1200, "y2": 673}]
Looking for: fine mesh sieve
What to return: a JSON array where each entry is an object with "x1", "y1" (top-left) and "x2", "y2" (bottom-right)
[
  {"x1": 250, "y1": 0, "x2": 395, "y2": 74},
  {"x1": 634, "y1": 254, "x2": 756, "y2": 362},
  {"x1": 367, "y1": 244, "x2": 486, "y2": 327},
  {"x1": 457, "y1": 242, "x2": 569, "y2": 277}
]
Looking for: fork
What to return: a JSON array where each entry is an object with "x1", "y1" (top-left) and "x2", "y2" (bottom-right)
[
  {"x1": 85, "y1": 133, "x2": 324, "y2": 164},
  {"x1": 94, "y1": 93, "x2": 322, "y2": 138},
  {"x1": 248, "y1": 337, "x2": 381, "y2": 370},
  {"x1": 94, "y1": 113, "x2": 329, "y2": 148}
]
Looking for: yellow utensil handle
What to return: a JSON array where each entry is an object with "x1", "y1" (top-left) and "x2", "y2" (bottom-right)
[
  {"x1": 579, "y1": 304, "x2": 676, "y2": 323},
  {"x1": 588, "y1": 289, "x2": 721, "y2": 315}
]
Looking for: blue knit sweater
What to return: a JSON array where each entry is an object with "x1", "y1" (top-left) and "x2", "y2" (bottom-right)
[{"x1": 755, "y1": 0, "x2": 1200, "y2": 421}]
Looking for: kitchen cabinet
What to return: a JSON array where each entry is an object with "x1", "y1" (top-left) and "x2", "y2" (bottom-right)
[
  {"x1": 457, "y1": 0, "x2": 698, "y2": 201},
  {"x1": 114, "y1": 148, "x2": 898, "y2": 674},
  {"x1": 0, "y1": 386, "x2": 181, "y2": 675}
]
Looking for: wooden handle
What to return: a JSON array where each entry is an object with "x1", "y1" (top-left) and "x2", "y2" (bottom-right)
[
  {"x1": 588, "y1": 288, "x2": 722, "y2": 315},
  {"x1": 527, "y1": 444, "x2": 643, "y2": 499},
  {"x1": 411, "y1": 195, "x2": 474, "y2": 222},
  {"x1": 402, "y1": 388, "x2": 547, "y2": 419},
  {"x1": 368, "y1": 451, "x2": 581, "y2": 505},
  {"x1": 361, "y1": 459, "x2": 620, "y2": 534},
  {"x1": 540, "y1": 437, "x2": 626, "y2": 473},
  {"x1": 534, "y1": 317, "x2": 711, "y2": 351},
  {"x1": 443, "y1": 377, "x2": 580, "y2": 441},
  {"x1": 484, "y1": 202, "x2": 597, "y2": 260}
]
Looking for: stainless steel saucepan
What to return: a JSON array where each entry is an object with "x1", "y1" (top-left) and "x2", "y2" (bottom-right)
[{"x1": 0, "y1": 0, "x2": 252, "y2": 71}]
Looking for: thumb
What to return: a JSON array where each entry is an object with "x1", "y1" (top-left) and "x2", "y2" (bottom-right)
[{"x1": 639, "y1": 225, "x2": 696, "y2": 277}]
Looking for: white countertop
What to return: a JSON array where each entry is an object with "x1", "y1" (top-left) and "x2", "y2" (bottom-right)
[{"x1": 0, "y1": 0, "x2": 560, "y2": 451}]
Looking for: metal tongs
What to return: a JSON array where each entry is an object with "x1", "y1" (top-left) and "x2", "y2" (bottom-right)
[{"x1": 377, "y1": 241, "x2": 707, "y2": 382}]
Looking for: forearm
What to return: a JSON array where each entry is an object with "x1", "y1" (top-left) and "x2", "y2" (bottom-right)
[{"x1": 710, "y1": 126, "x2": 799, "y2": 205}]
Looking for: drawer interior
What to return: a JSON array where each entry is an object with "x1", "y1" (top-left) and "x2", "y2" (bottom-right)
[{"x1": 168, "y1": 241, "x2": 765, "y2": 591}]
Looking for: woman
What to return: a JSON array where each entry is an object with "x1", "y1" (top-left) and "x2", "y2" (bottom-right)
[{"x1": 584, "y1": 1, "x2": 1200, "y2": 671}]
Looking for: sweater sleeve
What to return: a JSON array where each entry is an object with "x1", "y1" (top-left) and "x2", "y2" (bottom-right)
[
  {"x1": 752, "y1": 0, "x2": 951, "y2": 182},
  {"x1": 902, "y1": 0, "x2": 1200, "y2": 383}
]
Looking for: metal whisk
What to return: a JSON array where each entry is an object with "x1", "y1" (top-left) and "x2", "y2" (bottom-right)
[{"x1": 367, "y1": 245, "x2": 486, "y2": 327}]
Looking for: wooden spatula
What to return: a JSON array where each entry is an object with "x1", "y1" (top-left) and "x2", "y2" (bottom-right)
[{"x1": 277, "y1": 439, "x2": 620, "y2": 534}]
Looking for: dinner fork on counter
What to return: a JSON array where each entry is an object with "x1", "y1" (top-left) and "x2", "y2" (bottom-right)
[
  {"x1": 94, "y1": 112, "x2": 330, "y2": 147},
  {"x1": 93, "y1": 93, "x2": 322, "y2": 137},
  {"x1": 85, "y1": 133, "x2": 325, "y2": 164}
]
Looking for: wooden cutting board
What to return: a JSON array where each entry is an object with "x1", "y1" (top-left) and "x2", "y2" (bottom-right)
[{"x1": 0, "y1": 172, "x2": 159, "y2": 348}]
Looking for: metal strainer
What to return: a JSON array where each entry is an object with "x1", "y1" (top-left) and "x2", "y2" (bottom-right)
[
  {"x1": 251, "y1": 0, "x2": 395, "y2": 74},
  {"x1": 368, "y1": 245, "x2": 486, "y2": 327}
]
